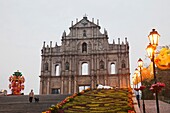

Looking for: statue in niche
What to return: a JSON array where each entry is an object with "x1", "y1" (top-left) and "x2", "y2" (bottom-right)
[
  {"x1": 44, "y1": 62, "x2": 48, "y2": 71},
  {"x1": 65, "y1": 62, "x2": 69, "y2": 70},
  {"x1": 83, "y1": 30, "x2": 87, "y2": 37},
  {"x1": 121, "y1": 60, "x2": 126, "y2": 68},
  {"x1": 100, "y1": 61, "x2": 104, "y2": 69}
]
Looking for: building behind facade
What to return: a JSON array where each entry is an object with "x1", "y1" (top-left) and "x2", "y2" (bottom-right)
[{"x1": 39, "y1": 16, "x2": 130, "y2": 94}]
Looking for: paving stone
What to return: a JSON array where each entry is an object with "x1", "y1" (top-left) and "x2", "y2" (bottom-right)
[{"x1": 139, "y1": 100, "x2": 170, "y2": 113}]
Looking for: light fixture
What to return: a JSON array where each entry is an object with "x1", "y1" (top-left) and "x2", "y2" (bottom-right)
[{"x1": 148, "y1": 29, "x2": 160, "y2": 46}]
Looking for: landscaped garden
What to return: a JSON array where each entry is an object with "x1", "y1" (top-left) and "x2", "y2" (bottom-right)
[{"x1": 43, "y1": 88, "x2": 135, "y2": 113}]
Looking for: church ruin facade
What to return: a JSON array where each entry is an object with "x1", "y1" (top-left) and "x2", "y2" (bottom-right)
[{"x1": 39, "y1": 16, "x2": 130, "y2": 94}]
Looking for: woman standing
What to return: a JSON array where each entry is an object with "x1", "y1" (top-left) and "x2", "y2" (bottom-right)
[{"x1": 29, "y1": 89, "x2": 34, "y2": 103}]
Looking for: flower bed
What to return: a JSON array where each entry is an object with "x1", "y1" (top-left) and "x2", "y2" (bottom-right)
[{"x1": 42, "y1": 88, "x2": 135, "y2": 113}]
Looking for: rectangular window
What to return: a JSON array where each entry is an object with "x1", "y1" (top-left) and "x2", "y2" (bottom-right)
[
  {"x1": 52, "y1": 88, "x2": 60, "y2": 94},
  {"x1": 78, "y1": 85, "x2": 90, "y2": 92}
]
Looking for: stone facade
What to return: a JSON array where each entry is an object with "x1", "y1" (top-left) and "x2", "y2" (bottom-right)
[{"x1": 39, "y1": 16, "x2": 130, "y2": 94}]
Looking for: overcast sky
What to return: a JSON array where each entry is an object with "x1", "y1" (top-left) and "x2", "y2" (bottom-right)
[{"x1": 0, "y1": 0, "x2": 170, "y2": 94}]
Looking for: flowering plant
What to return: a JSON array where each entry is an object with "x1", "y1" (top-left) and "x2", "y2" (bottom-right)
[
  {"x1": 139, "y1": 85, "x2": 146, "y2": 90},
  {"x1": 42, "y1": 88, "x2": 136, "y2": 113},
  {"x1": 128, "y1": 110, "x2": 136, "y2": 113},
  {"x1": 150, "y1": 82, "x2": 165, "y2": 93},
  {"x1": 134, "y1": 88, "x2": 140, "y2": 91},
  {"x1": 9, "y1": 70, "x2": 25, "y2": 95},
  {"x1": 42, "y1": 88, "x2": 90, "y2": 113}
]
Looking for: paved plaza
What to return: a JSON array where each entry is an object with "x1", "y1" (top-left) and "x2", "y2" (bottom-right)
[{"x1": 140, "y1": 100, "x2": 170, "y2": 113}]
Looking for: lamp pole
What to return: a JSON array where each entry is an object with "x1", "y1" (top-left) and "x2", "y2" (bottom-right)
[
  {"x1": 138, "y1": 58, "x2": 146, "y2": 113},
  {"x1": 135, "y1": 68, "x2": 140, "y2": 108},
  {"x1": 152, "y1": 53, "x2": 160, "y2": 113},
  {"x1": 146, "y1": 29, "x2": 160, "y2": 113}
]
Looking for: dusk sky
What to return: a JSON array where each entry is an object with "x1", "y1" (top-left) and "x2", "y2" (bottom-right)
[{"x1": 0, "y1": 0, "x2": 170, "y2": 94}]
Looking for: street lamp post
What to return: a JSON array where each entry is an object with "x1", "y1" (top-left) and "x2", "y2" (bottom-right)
[
  {"x1": 146, "y1": 29, "x2": 160, "y2": 113},
  {"x1": 135, "y1": 68, "x2": 140, "y2": 108},
  {"x1": 138, "y1": 58, "x2": 146, "y2": 113}
]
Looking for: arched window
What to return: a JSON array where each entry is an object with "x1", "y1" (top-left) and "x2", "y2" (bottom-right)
[
  {"x1": 82, "y1": 42, "x2": 87, "y2": 52},
  {"x1": 99, "y1": 60, "x2": 104, "y2": 69},
  {"x1": 44, "y1": 62, "x2": 48, "y2": 71},
  {"x1": 83, "y1": 30, "x2": 86, "y2": 37},
  {"x1": 82, "y1": 62, "x2": 88, "y2": 75},
  {"x1": 55, "y1": 64, "x2": 60, "y2": 76},
  {"x1": 121, "y1": 60, "x2": 126, "y2": 68},
  {"x1": 111, "y1": 63, "x2": 116, "y2": 74},
  {"x1": 65, "y1": 62, "x2": 69, "y2": 70}
]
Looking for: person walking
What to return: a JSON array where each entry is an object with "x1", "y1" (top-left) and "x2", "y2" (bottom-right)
[{"x1": 29, "y1": 89, "x2": 34, "y2": 103}]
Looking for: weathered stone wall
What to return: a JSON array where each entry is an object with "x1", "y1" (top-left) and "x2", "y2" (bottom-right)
[{"x1": 39, "y1": 16, "x2": 130, "y2": 94}]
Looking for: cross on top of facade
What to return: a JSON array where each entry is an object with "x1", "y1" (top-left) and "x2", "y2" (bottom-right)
[{"x1": 84, "y1": 14, "x2": 88, "y2": 18}]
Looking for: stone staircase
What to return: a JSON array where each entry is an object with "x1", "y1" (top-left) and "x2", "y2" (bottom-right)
[{"x1": 0, "y1": 94, "x2": 70, "y2": 113}]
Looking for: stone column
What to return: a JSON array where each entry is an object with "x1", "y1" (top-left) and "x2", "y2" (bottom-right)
[
  {"x1": 61, "y1": 76, "x2": 64, "y2": 94},
  {"x1": 91, "y1": 75, "x2": 94, "y2": 89},
  {"x1": 74, "y1": 76, "x2": 77, "y2": 93},
  {"x1": 39, "y1": 78, "x2": 43, "y2": 94},
  {"x1": 119, "y1": 74, "x2": 122, "y2": 88},
  {"x1": 104, "y1": 79, "x2": 107, "y2": 86},
  {"x1": 76, "y1": 28, "x2": 78, "y2": 37},
  {"x1": 47, "y1": 78, "x2": 50, "y2": 94},
  {"x1": 97, "y1": 75, "x2": 99, "y2": 85},
  {"x1": 41, "y1": 58, "x2": 44, "y2": 75},
  {"x1": 68, "y1": 77, "x2": 71, "y2": 94}
]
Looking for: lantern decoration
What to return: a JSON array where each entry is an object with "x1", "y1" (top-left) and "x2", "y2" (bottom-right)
[{"x1": 9, "y1": 70, "x2": 25, "y2": 95}]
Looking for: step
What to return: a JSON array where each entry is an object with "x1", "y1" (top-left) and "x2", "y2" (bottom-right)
[{"x1": 0, "y1": 94, "x2": 71, "y2": 113}]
